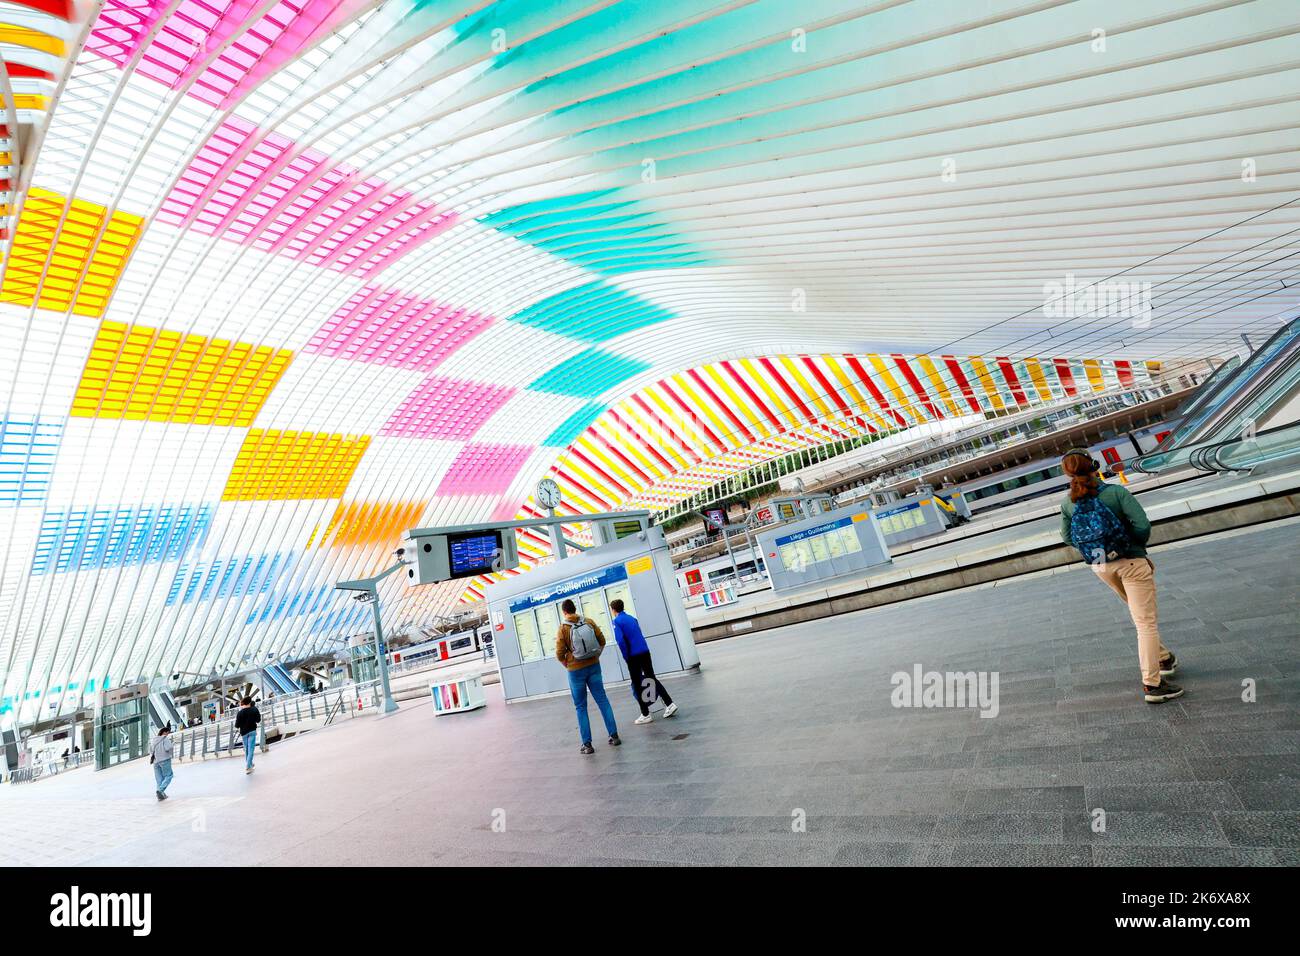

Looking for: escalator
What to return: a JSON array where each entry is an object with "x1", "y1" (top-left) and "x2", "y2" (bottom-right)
[
  {"x1": 147, "y1": 691, "x2": 184, "y2": 731},
  {"x1": 262, "y1": 664, "x2": 298, "y2": 695},
  {"x1": 1136, "y1": 316, "x2": 1300, "y2": 474}
]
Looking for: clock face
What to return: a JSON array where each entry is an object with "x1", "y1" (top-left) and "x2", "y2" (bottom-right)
[{"x1": 536, "y1": 479, "x2": 561, "y2": 509}]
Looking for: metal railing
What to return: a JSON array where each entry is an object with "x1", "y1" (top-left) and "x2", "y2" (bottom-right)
[
  {"x1": 4, "y1": 749, "x2": 95, "y2": 785},
  {"x1": 170, "y1": 681, "x2": 381, "y2": 763}
]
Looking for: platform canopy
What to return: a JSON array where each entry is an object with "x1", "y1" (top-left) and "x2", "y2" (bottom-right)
[{"x1": 0, "y1": 0, "x2": 1296, "y2": 721}]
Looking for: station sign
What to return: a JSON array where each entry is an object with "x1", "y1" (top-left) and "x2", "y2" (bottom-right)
[
  {"x1": 772, "y1": 513, "x2": 866, "y2": 547},
  {"x1": 507, "y1": 563, "x2": 628, "y2": 614}
]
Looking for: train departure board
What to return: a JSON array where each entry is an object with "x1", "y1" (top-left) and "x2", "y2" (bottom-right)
[{"x1": 447, "y1": 531, "x2": 502, "y2": 578}]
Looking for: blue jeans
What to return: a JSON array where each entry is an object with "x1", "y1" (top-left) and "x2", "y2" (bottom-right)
[
  {"x1": 567, "y1": 662, "x2": 618, "y2": 745},
  {"x1": 153, "y1": 759, "x2": 173, "y2": 794},
  {"x1": 242, "y1": 732, "x2": 256, "y2": 769}
]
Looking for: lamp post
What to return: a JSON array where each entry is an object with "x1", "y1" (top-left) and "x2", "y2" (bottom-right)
[{"x1": 336, "y1": 560, "x2": 406, "y2": 715}]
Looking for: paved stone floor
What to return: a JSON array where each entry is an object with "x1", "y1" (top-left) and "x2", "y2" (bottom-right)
[{"x1": 2, "y1": 520, "x2": 1297, "y2": 867}]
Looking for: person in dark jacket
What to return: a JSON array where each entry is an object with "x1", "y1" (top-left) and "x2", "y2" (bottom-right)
[
  {"x1": 611, "y1": 599, "x2": 677, "y2": 724},
  {"x1": 1059, "y1": 449, "x2": 1181, "y2": 703},
  {"x1": 234, "y1": 697, "x2": 261, "y2": 774}
]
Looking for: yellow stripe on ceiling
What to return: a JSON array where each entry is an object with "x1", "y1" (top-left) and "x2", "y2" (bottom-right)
[
  {"x1": 671, "y1": 370, "x2": 736, "y2": 452},
  {"x1": 915, "y1": 354, "x2": 963, "y2": 419},
  {"x1": 575, "y1": 434, "x2": 641, "y2": 493},
  {"x1": 1024, "y1": 357, "x2": 1055, "y2": 402},
  {"x1": 821, "y1": 355, "x2": 892, "y2": 433},
  {"x1": 867, "y1": 355, "x2": 919, "y2": 423},
  {"x1": 776, "y1": 354, "x2": 834, "y2": 418},
  {"x1": 966, "y1": 356, "x2": 1006, "y2": 410},
  {"x1": 703, "y1": 363, "x2": 772, "y2": 439},
  {"x1": 1083, "y1": 359, "x2": 1106, "y2": 393},
  {"x1": 642, "y1": 384, "x2": 712, "y2": 460},
  {"x1": 738, "y1": 357, "x2": 801, "y2": 429},
  {"x1": 590, "y1": 417, "x2": 666, "y2": 482},
  {"x1": 559, "y1": 455, "x2": 622, "y2": 505},
  {"x1": 0, "y1": 24, "x2": 66, "y2": 56},
  {"x1": 619, "y1": 399, "x2": 691, "y2": 472}
]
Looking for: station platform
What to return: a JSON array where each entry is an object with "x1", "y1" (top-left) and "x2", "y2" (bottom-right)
[
  {"x1": 688, "y1": 465, "x2": 1300, "y2": 641},
  {"x1": 1, "y1": 519, "x2": 1294, "y2": 867}
]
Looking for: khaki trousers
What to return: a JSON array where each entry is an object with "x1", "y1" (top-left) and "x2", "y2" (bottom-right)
[{"x1": 1092, "y1": 557, "x2": 1170, "y2": 687}]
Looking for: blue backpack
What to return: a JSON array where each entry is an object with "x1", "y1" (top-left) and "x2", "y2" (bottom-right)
[{"x1": 1069, "y1": 493, "x2": 1130, "y2": 564}]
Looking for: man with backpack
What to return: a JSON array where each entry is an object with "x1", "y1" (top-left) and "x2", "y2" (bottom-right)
[
  {"x1": 1059, "y1": 448, "x2": 1181, "y2": 703},
  {"x1": 555, "y1": 598, "x2": 621, "y2": 754}
]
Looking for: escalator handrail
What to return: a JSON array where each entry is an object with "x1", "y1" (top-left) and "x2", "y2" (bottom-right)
[{"x1": 1155, "y1": 316, "x2": 1300, "y2": 451}]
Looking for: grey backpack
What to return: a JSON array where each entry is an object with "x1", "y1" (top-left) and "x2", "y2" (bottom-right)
[{"x1": 567, "y1": 617, "x2": 601, "y2": 661}]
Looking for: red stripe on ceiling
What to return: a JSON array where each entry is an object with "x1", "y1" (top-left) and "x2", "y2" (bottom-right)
[
  {"x1": 941, "y1": 356, "x2": 983, "y2": 413},
  {"x1": 658, "y1": 378, "x2": 725, "y2": 455},
  {"x1": 607, "y1": 409, "x2": 676, "y2": 474},
  {"x1": 719, "y1": 359, "x2": 782, "y2": 430},
  {"x1": 519, "y1": 530, "x2": 551, "y2": 550},
  {"x1": 1052, "y1": 359, "x2": 1079, "y2": 397},
  {"x1": 1115, "y1": 360, "x2": 1135, "y2": 387},
  {"x1": 8, "y1": 0, "x2": 69, "y2": 18},
  {"x1": 588, "y1": 431, "x2": 655, "y2": 487},
  {"x1": 630, "y1": 394, "x2": 701, "y2": 464},
  {"x1": 842, "y1": 355, "x2": 908, "y2": 427},
  {"x1": 799, "y1": 357, "x2": 876, "y2": 434},
  {"x1": 892, "y1": 355, "x2": 939, "y2": 419},
  {"x1": 996, "y1": 357, "x2": 1029, "y2": 405},
  {"x1": 687, "y1": 367, "x2": 756, "y2": 446},
  {"x1": 5, "y1": 63, "x2": 56, "y2": 80},
  {"x1": 799, "y1": 356, "x2": 850, "y2": 416},
  {"x1": 553, "y1": 468, "x2": 613, "y2": 510},
  {"x1": 758, "y1": 356, "x2": 817, "y2": 423},
  {"x1": 565, "y1": 447, "x2": 633, "y2": 498}
]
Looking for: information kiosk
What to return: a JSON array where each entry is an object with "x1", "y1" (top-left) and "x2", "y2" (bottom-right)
[
  {"x1": 755, "y1": 503, "x2": 892, "y2": 593},
  {"x1": 483, "y1": 526, "x2": 700, "y2": 703}
]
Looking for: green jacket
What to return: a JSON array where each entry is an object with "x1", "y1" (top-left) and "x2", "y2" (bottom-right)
[{"x1": 1059, "y1": 482, "x2": 1151, "y2": 558}]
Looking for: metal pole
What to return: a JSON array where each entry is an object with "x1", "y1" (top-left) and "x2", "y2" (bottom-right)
[
  {"x1": 369, "y1": 592, "x2": 398, "y2": 714},
  {"x1": 258, "y1": 671, "x2": 268, "y2": 753},
  {"x1": 546, "y1": 506, "x2": 567, "y2": 560}
]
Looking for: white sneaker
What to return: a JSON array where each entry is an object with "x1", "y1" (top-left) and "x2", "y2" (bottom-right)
[
  {"x1": 245, "y1": 767, "x2": 252, "y2": 775},
  {"x1": 663, "y1": 702, "x2": 678, "y2": 718},
  {"x1": 634, "y1": 714, "x2": 653, "y2": 725}
]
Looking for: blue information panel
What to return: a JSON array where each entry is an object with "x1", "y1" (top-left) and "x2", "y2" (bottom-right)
[
  {"x1": 508, "y1": 563, "x2": 628, "y2": 614},
  {"x1": 773, "y1": 514, "x2": 857, "y2": 547},
  {"x1": 447, "y1": 531, "x2": 501, "y2": 578}
]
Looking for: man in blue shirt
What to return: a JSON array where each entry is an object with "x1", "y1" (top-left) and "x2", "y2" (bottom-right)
[{"x1": 610, "y1": 599, "x2": 677, "y2": 724}]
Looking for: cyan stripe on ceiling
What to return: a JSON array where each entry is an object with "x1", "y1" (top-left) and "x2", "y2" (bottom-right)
[
  {"x1": 507, "y1": 280, "x2": 675, "y2": 342},
  {"x1": 0, "y1": 415, "x2": 63, "y2": 506},
  {"x1": 544, "y1": 403, "x2": 605, "y2": 447},
  {"x1": 32, "y1": 503, "x2": 213, "y2": 575},
  {"x1": 529, "y1": 348, "x2": 649, "y2": 399}
]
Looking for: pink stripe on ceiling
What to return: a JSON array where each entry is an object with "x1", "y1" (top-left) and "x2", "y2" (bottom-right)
[
  {"x1": 85, "y1": 0, "x2": 370, "y2": 110},
  {"x1": 157, "y1": 116, "x2": 457, "y2": 277},
  {"x1": 307, "y1": 286, "x2": 493, "y2": 372},
  {"x1": 436, "y1": 444, "x2": 534, "y2": 497},
  {"x1": 381, "y1": 378, "x2": 515, "y2": 441}
]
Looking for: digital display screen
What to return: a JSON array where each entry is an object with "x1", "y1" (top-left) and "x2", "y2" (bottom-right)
[
  {"x1": 703, "y1": 507, "x2": 728, "y2": 527},
  {"x1": 447, "y1": 531, "x2": 501, "y2": 579},
  {"x1": 613, "y1": 519, "x2": 642, "y2": 539}
]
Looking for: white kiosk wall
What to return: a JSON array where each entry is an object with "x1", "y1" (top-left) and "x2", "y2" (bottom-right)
[
  {"x1": 483, "y1": 527, "x2": 700, "y2": 703},
  {"x1": 756, "y1": 505, "x2": 892, "y2": 593},
  {"x1": 872, "y1": 497, "x2": 950, "y2": 546}
]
